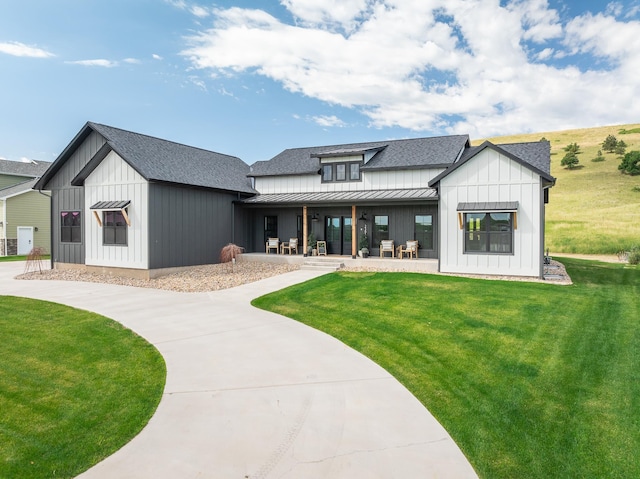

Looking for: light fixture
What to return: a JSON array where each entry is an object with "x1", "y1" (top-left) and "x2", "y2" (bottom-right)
[
  {"x1": 312, "y1": 213, "x2": 319, "y2": 222},
  {"x1": 34, "y1": 227, "x2": 39, "y2": 232},
  {"x1": 359, "y1": 212, "x2": 367, "y2": 221}
]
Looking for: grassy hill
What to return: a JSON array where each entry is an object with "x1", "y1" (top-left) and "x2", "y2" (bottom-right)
[{"x1": 473, "y1": 123, "x2": 640, "y2": 254}]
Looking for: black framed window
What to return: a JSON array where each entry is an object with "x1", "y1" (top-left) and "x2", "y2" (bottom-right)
[
  {"x1": 322, "y1": 164, "x2": 333, "y2": 182},
  {"x1": 264, "y1": 215, "x2": 278, "y2": 243},
  {"x1": 321, "y1": 161, "x2": 363, "y2": 183},
  {"x1": 103, "y1": 211, "x2": 127, "y2": 245},
  {"x1": 349, "y1": 163, "x2": 360, "y2": 180},
  {"x1": 415, "y1": 214, "x2": 433, "y2": 250},
  {"x1": 464, "y1": 212, "x2": 513, "y2": 254},
  {"x1": 373, "y1": 215, "x2": 389, "y2": 246},
  {"x1": 60, "y1": 211, "x2": 81, "y2": 243}
]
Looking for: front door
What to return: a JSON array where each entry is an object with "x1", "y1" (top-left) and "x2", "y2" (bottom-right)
[
  {"x1": 325, "y1": 216, "x2": 352, "y2": 255},
  {"x1": 17, "y1": 226, "x2": 33, "y2": 255}
]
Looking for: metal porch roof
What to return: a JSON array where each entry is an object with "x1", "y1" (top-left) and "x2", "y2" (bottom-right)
[{"x1": 242, "y1": 188, "x2": 438, "y2": 205}]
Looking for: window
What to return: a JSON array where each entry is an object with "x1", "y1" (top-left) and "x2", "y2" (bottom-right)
[
  {"x1": 415, "y1": 215, "x2": 433, "y2": 250},
  {"x1": 322, "y1": 164, "x2": 333, "y2": 182},
  {"x1": 264, "y1": 215, "x2": 278, "y2": 243},
  {"x1": 464, "y1": 212, "x2": 513, "y2": 254},
  {"x1": 321, "y1": 161, "x2": 363, "y2": 183},
  {"x1": 61, "y1": 211, "x2": 81, "y2": 243},
  {"x1": 103, "y1": 211, "x2": 127, "y2": 245},
  {"x1": 349, "y1": 163, "x2": 360, "y2": 180},
  {"x1": 373, "y1": 215, "x2": 389, "y2": 246}
]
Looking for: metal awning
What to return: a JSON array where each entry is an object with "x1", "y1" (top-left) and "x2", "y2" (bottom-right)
[
  {"x1": 242, "y1": 188, "x2": 438, "y2": 205},
  {"x1": 90, "y1": 200, "x2": 131, "y2": 210},
  {"x1": 89, "y1": 200, "x2": 131, "y2": 227},
  {"x1": 457, "y1": 201, "x2": 518, "y2": 212}
]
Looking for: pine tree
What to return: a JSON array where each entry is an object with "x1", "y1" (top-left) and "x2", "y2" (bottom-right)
[
  {"x1": 618, "y1": 151, "x2": 640, "y2": 175},
  {"x1": 615, "y1": 140, "x2": 627, "y2": 157},
  {"x1": 592, "y1": 150, "x2": 605, "y2": 162},
  {"x1": 602, "y1": 134, "x2": 618, "y2": 153},
  {"x1": 561, "y1": 151, "x2": 580, "y2": 169}
]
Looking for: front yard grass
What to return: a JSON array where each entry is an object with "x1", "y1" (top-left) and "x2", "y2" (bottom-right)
[
  {"x1": 252, "y1": 258, "x2": 640, "y2": 478},
  {"x1": 0, "y1": 296, "x2": 166, "y2": 479}
]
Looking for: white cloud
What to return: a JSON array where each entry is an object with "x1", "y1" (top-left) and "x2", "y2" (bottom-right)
[
  {"x1": 152, "y1": 53, "x2": 164, "y2": 60},
  {"x1": 312, "y1": 115, "x2": 347, "y2": 127},
  {"x1": 0, "y1": 41, "x2": 54, "y2": 58},
  {"x1": 180, "y1": 0, "x2": 640, "y2": 138},
  {"x1": 191, "y1": 5, "x2": 209, "y2": 18},
  {"x1": 123, "y1": 58, "x2": 141, "y2": 64},
  {"x1": 66, "y1": 59, "x2": 119, "y2": 67}
]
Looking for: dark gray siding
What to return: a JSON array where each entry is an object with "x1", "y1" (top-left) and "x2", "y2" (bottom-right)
[
  {"x1": 147, "y1": 183, "x2": 238, "y2": 269},
  {"x1": 241, "y1": 203, "x2": 438, "y2": 258},
  {"x1": 46, "y1": 131, "x2": 106, "y2": 265}
]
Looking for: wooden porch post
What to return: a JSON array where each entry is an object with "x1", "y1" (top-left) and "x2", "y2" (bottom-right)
[
  {"x1": 351, "y1": 205, "x2": 357, "y2": 259},
  {"x1": 303, "y1": 205, "x2": 308, "y2": 256}
]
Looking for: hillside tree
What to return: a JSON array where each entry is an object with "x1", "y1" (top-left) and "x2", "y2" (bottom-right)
[
  {"x1": 618, "y1": 150, "x2": 640, "y2": 175},
  {"x1": 563, "y1": 142, "x2": 581, "y2": 155},
  {"x1": 592, "y1": 150, "x2": 605, "y2": 162},
  {"x1": 615, "y1": 140, "x2": 627, "y2": 157},
  {"x1": 561, "y1": 151, "x2": 580, "y2": 169},
  {"x1": 602, "y1": 134, "x2": 618, "y2": 153}
]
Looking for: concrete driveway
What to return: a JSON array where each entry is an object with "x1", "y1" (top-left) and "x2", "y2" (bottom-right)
[{"x1": 0, "y1": 262, "x2": 478, "y2": 478}]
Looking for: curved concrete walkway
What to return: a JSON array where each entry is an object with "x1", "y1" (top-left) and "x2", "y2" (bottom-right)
[{"x1": 0, "y1": 262, "x2": 477, "y2": 479}]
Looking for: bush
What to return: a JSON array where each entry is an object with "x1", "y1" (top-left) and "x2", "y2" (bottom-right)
[
  {"x1": 561, "y1": 151, "x2": 580, "y2": 169},
  {"x1": 618, "y1": 150, "x2": 640, "y2": 175},
  {"x1": 629, "y1": 246, "x2": 640, "y2": 265},
  {"x1": 591, "y1": 150, "x2": 605, "y2": 162},
  {"x1": 602, "y1": 134, "x2": 618, "y2": 153}
]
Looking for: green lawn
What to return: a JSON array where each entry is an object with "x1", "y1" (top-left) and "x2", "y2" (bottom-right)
[
  {"x1": 0, "y1": 255, "x2": 50, "y2": 262},
  {"x1": 0, "y1": 296, "x2": 166, "y2": 479},
  {"x1": 252, "y1": 258, "x2": 640, "y2": 479}
]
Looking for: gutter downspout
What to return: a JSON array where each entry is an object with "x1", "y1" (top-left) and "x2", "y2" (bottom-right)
[{"x1": 37, "y1": 187, "x2": 53, "y2": 269}]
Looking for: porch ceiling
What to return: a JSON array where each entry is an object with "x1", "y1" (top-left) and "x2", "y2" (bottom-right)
[{"x1": 241, "y1": 188, "x2": 438, "y2": 206}]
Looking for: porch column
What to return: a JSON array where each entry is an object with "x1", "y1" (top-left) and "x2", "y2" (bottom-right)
[
  {"x1": 351, "y1": 205, "x2": 357, "y2": 259},
  {"x1": 303, "y1": 205, "x2": 308, "y2": 256}
]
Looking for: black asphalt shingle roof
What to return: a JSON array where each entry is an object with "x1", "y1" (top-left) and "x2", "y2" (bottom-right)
[
  {"x1": 249, "y1": 135, "x2": 471, "y2": 177},
  {"x1": 35, "y1": 122, "x2": 255, "y2": 195}
]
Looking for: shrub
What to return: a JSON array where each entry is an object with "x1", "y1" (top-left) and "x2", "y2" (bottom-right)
[
  {"x1": 602, "y1": 134, "x2": 618, "y2": 153},
  {"x1": 591, "y1": 150, "x2": 605, "y2": 162},
  {"x1": 561, "y1": 151, "x2": 580, "y2": 169},
  {"x1": 618, "y1": 151, "x2": 640, "y2": 175},
  {"x1": 628, "y1": 246, "x2": 640, "y2": 265}
]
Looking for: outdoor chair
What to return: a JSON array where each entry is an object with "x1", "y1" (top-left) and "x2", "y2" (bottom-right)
[
  {"x1": 266, "y1": 237, "x2": 280, "y2": 254},
  {"x1": 281, "y1": 237, "x2": 298, "y2": 255},
  {"x1": 379, "y1": 239, "x2": 395, "y2": 258},
  {"x1": 398, "y1": 240, "x2": 419, "y2": 259}
]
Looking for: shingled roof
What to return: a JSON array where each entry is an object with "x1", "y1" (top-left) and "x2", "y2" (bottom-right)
[
  {"x1": 0, "y1": 178, "x2": 39, "y2": 199},
  {"x1": 0, "y1": 159, "x2": 51, "y2": 178},
  {"x1": 249, "y1": 135, "x2": 470, "y2": 177},
  {"x1": 35, "y1": 122, "x2": 255, "y2": 195},
  {"x1": 429, "y1": 140, "x2": 554, "y2": 187}
]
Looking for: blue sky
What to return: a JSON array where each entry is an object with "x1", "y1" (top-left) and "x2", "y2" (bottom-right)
[{"x1": 1, "y1": 0, "x2": 639, "y2": 165}]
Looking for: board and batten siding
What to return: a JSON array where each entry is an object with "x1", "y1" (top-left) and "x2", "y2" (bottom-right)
[
  {"x1": 147, "y1": 183, "x2": 236, "y2": 269},
  {"x1": 46, "y1": 130, "x2": 108, "y2": 265},
  {"x1": 438, "y1": 148, "x2": 544, "y2": 277},
  {"x1": 254, "y1": 168, "x2": 446, "y2": 194},
  {"x1": 84, "y1": 151, "x2": 149, "y2": 269}
]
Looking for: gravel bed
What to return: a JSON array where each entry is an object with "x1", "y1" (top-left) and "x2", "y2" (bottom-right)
[{"x1": 16, "y1": 261, "x2": 300, "y2": 293}]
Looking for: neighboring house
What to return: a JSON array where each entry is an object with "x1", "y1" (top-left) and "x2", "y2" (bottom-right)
[
  {"x1": 36, "y1": 122, "x2": 554, "y2": 278},
  {"x1": 244, "y1": 136, "x2": 554, "y2": 277},
  {"x1": 0, "y1": 159, "x2": 51, "y2": 256},
  {"x1": 34, "y1": 122, "x2": 255, "y2": 278}
]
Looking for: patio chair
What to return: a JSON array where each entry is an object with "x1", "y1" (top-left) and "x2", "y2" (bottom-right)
[
  {"x1": 398, "y1": 240, "x2": 419, "y2": 259},
  {"x1": 379, "y1": 239, "x2": 395, "y2": 258},
  {"x1": 281, "y1": 237, "x2": 298, "y2": 255},
  {"x1": 266, "y1": 237, "x2": 280, "y2": 254}
]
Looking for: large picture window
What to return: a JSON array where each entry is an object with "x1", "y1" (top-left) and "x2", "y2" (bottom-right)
[
  {"x1": 464, "y1": 212, "x2": 513, "y2": 254},
  {"x1": 415, "y1": 214, "x2": 433, "y2": 250},
  {"x1": 103, "y1": 211, "x2": 127, "y2": 245},
  {"x1": 60, "y1": 211, "x2": 81, "y2": 243},
  {"x1": 373, "y1": 215, "x2": 389, "y2": 246}
]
